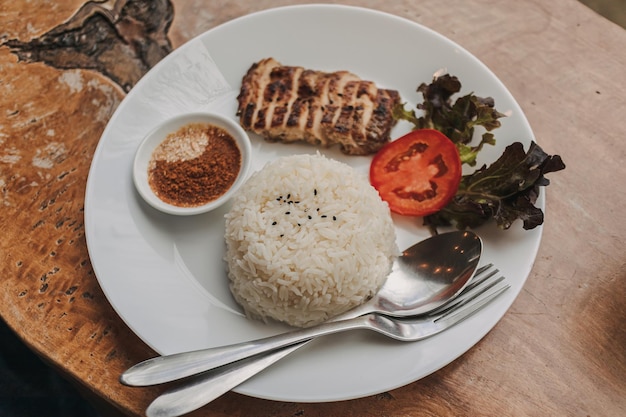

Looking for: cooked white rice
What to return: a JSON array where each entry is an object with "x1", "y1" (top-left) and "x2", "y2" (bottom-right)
[{"x1": 224, "y1": 153, "x2": 397, "y2": 328}]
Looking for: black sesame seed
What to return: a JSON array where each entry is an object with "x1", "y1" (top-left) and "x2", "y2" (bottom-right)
[
  {"x1": 321, "y1": 215, "x2": 327, "y2": 218},
  {"x1": 308, "y1": 215, "x2": 312, "y2": 220},
  {"x1": 287, "y1": 193, "x2": 291, "y2": 199},
  {"x1": 297, "y1": 223, "x2": 301, "y2": 227},
  {"x1": 280, "y1": 234, "x2": 284, "y2": 237},
  {"x1": 272, "y1": 221, "x2": 277, "y2": 226},
  {"x1": 314, "y1": 189, "x2": 317, "y2": 196},
  {"x1": 333, "y1": 216, "x2": 337, "y2": 221},
  {"x1": 285, "y1": 211, "x2": 290, "y2": 215}
]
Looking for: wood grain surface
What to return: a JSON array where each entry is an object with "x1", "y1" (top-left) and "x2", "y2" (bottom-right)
[{"x1": 1, "y1": 1, "x2": 625, "y2": 416}]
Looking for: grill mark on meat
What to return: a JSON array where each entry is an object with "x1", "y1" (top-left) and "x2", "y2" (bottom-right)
[
  {"x1": 332, "y1": 81, "x2": 358, "y2": 139},
  {"x1": 238, "y1": 59, "x2": 277, "y2": 131},
  {"x1": 305, "y1": 71, "x2": 331, "y2": 143},
  {"x1": 320, "y1": 71, "x2": 360, "y2": 143},
  {"x1": 298, "y1": 70, "x2": 318, "y2": 140},
  {"x1": 354, "y1": 90, "x2": 401, "y2": 154},
  {"x1": 266, "y1": 65, "x2": 300, "y2": 130},
  {"x1": 241, "y1": 103, "x2": 255, "y2": 128},
  {"x1": 349, "y1": 81, "x2": 376, "y2": 145},
  {"x1": 237, "y1": 58, "x2": 400, "y2": 155}
]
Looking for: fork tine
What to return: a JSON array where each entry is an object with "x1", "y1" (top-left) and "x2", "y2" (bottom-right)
[
  {"x1": 463, "y1": 263, "x2": 497, "y2": 292},
  {"x1": 439, "y1": 272, "x2": 504, "y2": 312},
  {"x1": 472, "y1": 263, "x2": 494, "y2": 280},
  {"x1": 428, "y1": 264, "x2": 501, "y2": 315},
  {"x1": 435, "y1": 280, "x2": 510, "y2": 327}
]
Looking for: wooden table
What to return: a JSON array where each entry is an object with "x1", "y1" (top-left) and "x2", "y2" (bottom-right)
[{"x1": 1, "y1": 1, "x2": 625, "y2": 416}]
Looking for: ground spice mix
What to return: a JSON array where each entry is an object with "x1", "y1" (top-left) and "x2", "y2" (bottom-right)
[{"x1": 148, "y1": 123, "x2": 242, "y2": 207}]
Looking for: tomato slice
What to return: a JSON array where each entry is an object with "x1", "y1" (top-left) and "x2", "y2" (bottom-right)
[{"x1": 370, "y1": 129, "x2": 462, "y2": 216}]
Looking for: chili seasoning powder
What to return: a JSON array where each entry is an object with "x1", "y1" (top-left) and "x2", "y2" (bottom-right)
[{"x1": 148, "y1": 123, "x2": 242, "y2": 207}]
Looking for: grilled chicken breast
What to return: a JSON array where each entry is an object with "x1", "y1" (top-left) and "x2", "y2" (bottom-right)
[{"x1": 236, "y1": 58, "x2": 401, "y2": 155}]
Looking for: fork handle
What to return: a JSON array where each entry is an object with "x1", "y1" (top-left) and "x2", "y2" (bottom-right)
[
  {"x1": 121, "y1": 315, "x2": 369, "y2": 387},
  {"x1": 146, "y1": 342, "x2": 307, "y2": 417},
  {"x1": 144, "y1": 279, "x2": 510, "y2": 417}
]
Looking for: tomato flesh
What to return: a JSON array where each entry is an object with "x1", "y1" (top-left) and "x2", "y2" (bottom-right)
[{"x1": 370, "y1": 129, "x2": 462, "y2": 216}]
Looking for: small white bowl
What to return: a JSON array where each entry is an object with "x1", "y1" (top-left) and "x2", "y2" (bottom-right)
[{"x1": 133, "y1": 112, "x2": 251, "y2": 216}]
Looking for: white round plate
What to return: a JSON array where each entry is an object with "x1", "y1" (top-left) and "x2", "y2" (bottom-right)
[{"x1": 85, "y1": 5, "x2": 541, "y2": 402}]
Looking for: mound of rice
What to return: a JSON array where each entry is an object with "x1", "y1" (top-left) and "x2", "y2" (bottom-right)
[{"x1": 224, "y1": 153, "x2": 397, "y2": 328}]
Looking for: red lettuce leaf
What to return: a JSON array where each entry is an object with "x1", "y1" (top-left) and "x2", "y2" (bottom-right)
[
  {"x1": 423, "y1": 141, "x2": 566, "y2": 232},
  {"x1": 394, "y1": 73, "x2": 506, "y2": 166}
]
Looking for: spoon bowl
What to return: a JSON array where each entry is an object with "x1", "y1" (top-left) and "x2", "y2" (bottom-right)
[
  {"x1": 121, "y1": 230, "x2": 482, "y2": 387},
  {"x1": 336, "y1": 230, "x2": 482, "y2": 320}
]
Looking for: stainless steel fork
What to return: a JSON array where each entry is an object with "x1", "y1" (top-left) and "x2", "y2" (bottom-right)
[{"x1": 145, "y1": 265, "x2": 509, "y2": 417}]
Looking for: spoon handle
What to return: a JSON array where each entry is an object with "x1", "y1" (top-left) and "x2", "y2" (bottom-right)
[
  {"x1": 145, "y1": 277, "x2": 509, "y2": 416},
  {"x1": 146, "y1": 342, "x2": 307, "y2": 417},
  {"x1": 121, "y1": 315, "x2": 369, "y2": 387}
]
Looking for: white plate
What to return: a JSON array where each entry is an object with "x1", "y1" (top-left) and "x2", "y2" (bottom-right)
[{"x1": 85, "y1": 4, "x2": 541, "y2": 402}]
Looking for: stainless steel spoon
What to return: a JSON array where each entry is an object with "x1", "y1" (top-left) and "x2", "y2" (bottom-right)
[
  {"x1": 145, "y1": 267, "x2": 507, "y2": 417},
  {"x1": 121, "y1": 230, "x2": 482, "y2": 387}
]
